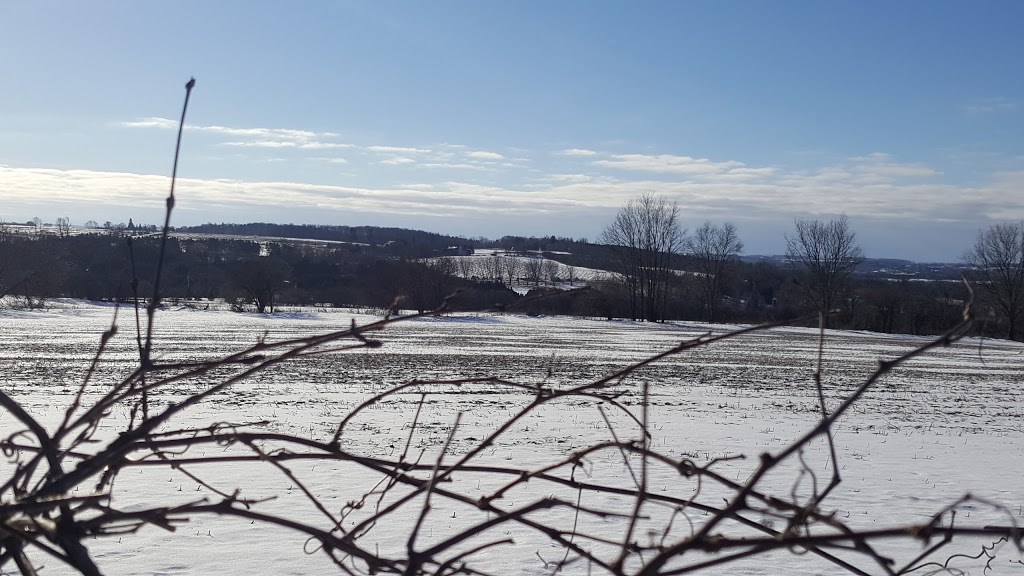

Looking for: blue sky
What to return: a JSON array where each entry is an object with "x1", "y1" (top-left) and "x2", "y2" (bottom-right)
[{"x1": 1, "y1": 2, "x2": 1022, "y2": 261}]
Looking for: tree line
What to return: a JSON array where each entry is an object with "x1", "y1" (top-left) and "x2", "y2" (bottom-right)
[
  {"x1": 0, "y1": 207, "x2": 1020, "y2": 340},
  {"x1": 0, "y1": 228, "x2": 515, "y2": 314},
  {"x1": 592, "y1": 194, "x2": 1022, "y2": 340}
]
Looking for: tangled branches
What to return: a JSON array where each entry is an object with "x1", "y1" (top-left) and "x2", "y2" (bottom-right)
[{"x1": 1, "y1": 287, "x2": 1020, "y2": 575}]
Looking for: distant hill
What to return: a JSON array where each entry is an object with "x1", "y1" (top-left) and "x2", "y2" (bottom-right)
[
  {"x1": 173, "y1": 223, "x2": 608, "y2": 263},
  {"x1": 173, "y1": 223, "x2": 966, "y2": 281},
  {"x1": 740, "y1": 255, "x2": 966, "y2": 281},
  {"x1": 174, "y1": 222, "x2": 470, "y2": 253}
]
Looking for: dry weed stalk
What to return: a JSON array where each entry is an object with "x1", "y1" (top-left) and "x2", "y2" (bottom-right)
[{"x1": 0, "y1": 79, "x2": 1020, "y2": 576}]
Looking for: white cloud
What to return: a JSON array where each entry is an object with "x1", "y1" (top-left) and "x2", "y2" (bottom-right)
[
  {"x1": 305, "y1": 157, "x2": 349, "y2": 165},
  {"x1": 849, "y1": 152, "x2": 892, "y2": 162},
  {"x1": 0, "y1": 158, "x2": 1007, "y2": 228},
  {"x1": 121, "y1": 117, "x2": 352, "y2": 151},
  {"x1": 197, "y1": 125, "x2": 318, "y2": 142},
  {"x1": 721, "y1": 167, "x2": 777, "y2": 179},
  {"x1": 368, "y1": 146, "x2": 431, "y2": 154},
  {"x1": 848, "y1": 154, "x2": 941, "y2": 180},
  {"x1": 421, "y1": 162, "x2": 492, "y2": 171},
  {"x1": 379, "y1": 157, "x2": 416, "y2": 165},
  {"x1": 467, "y1": 150, "x2": 504, "y2": 161},
  {"x1": 560, "y1": 148, "x2": 598, "y2": 156},
  {"x1": 863, "y1": 164, "x2": 940, "y2": 179},
  {"x1": 223, "y1": 141, "x2": 300, "y2": 148},
  {"x1": 548, "y1": 173, "x2": 602, "y2": 183},
  {"x1": 0, "y1": 145, "x2": 1002, "y2": 256},
  {"x1": 120, "y1": 117, "x2": 179, "y2": 130},
  {"x1": 594, "y1": 154, "x2": 745, "y2": 175},
  {"x1": 0, "y1": 165, "x2": 538, "y2": 219},
  {"x1": 298, "y1": 142, "x2": 353, "y2": 150},
  {"x1": 220, "y1": 140, "x2": 352, "y2": 149}
]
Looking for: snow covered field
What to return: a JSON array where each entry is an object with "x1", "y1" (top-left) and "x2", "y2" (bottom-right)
[{"x1": 0, "y1": 302, "x2": 1021, "y2": 575}]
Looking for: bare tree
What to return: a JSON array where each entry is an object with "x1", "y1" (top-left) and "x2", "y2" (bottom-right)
[
  {"x1": 564, "y1": 263, "x2": 578, "y2": 286},
  {"x1": 431, "y1": 256, "x2": 457, "y2": 278},
  {"x1": 963, "y1": 222, "x2": 1024, "y2": 340},
  {"x1": 455, "y1": 257, "x2": 476, "y2": 279},
  {"x1": 543, "y1": 258, "x2": 559, "y2": 285},
  {"x1": 486, "y1": 254, "x2": 503, "y2": 283},
  {"x1": 523, "y1": 257, "x2": 544, "y2": 286},
  {"x1": 600, "y1": 194, "x2": 685, "y2": 322},
  {"x1": 687, "y1": 222, "x2": 743, "y2": 322},
  {"x1": 785, "y1": 214, "x2": 864, "y2": 320},
  {"x1": 501, "y1": 255, "x2": 521, "y2": 289},
  {"x1": 231, "y1": 257, "x2": 291, "y2": 313},
  {"x1": 405, "y1": 258, "x2": 458, "y2": 313},
  {"x1": 429, "y1": 256, "x2": 458, "y2": 305},
  {"x1": 55, "y1": 216, "x2": 71, "y2": 239}
]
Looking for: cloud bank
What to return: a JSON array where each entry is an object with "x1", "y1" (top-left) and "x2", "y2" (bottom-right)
[{"x1": 48, "y1": 117, "x2": 1018, "y2": 259}]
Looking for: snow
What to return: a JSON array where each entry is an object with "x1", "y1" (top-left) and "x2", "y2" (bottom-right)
[
  {"x1": 0, "y1": 303, "x2": 1021, "y2": 574},
  {"x1": 432, "y1": 253, "x2": 615, "y2": 288}
]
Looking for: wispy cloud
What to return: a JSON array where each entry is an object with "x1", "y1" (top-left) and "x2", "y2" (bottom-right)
[
  {"x1": 966, "y1": 97, "x2": 1019, "y2": 115},
  {"x1": 421, "y1": 163, "x2": 492, "y2": 171},
  {"x1": 594, "y1": 153, "x2": 745, "y2": 176},
  {"x1": 308, "y1": 157, "x2": 349, "y2": 165},
  {"x1": 368, "y1": 146, "x2": 431, "y2": 154},
  {"x1": 121, "y1": 117, "x2": 353, "y2": 150},
  {"x1": 222, "y1": 140, "x2": 353, "y2": 150},
  {"x1": 379, "y1": 157, "x2": 416, "y2": 165},
  {"x1": 298, "y1": 142, "x2": 353, "y2": 150},
  {"x1": 467, "y1": 150, "x2": 504, "y2": 161},
  {"x1": 547, "y1": 173, "x2": 604, "y2": 183},
  {"x1": 559, "y1": 148, "x2": 598, "y2": 157},
  {"x1": 120, "y1": 117, "x2": 520, "y2": 172},
  {"x1": 223, "y1": 141, "x2": 295, "y2": 149},
  {"x1": 120, "y1": 118, "x2": 179, "y2": 130},
  {"x1": 720, "y1": 167, "x2": 777, "y2": 179},
  {"x1": 847, "y1": 153, "x2": 941, "y2": 180}
]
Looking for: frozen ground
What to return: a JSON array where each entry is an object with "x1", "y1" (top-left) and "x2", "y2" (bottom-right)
[{"x1": 0, "y1": 302, "x2": 1021, "y2": 575}]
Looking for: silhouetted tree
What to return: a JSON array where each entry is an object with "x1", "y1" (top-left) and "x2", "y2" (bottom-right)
[
  {"x1": 456, "y1": 257, "x2": 476, "y2": 279},
  {"x1": 543, "y1": 258, "x2": 559, "y2": 285},
  {"x1": 564, "y1": 263, "x2": 578, "y2": 286},
  {"x1": 687, "y1": 221, "x2": 743, "y2": 322},
  {"x1": 404, "y1": 258, "x2": 458, "y2": 313},
  {"x1": 230, "y1": 257, "x2": 291, "y2": 313},
  {"x1": 486, "y1": 254, "x2": 503, "y2": 283},
  {"x1": 785, "y1": 214, "x2": 863, "y2": 322},
  {"x1": 502, "y1": 256, "x2": 521, "y2": 288},
  {"x1": 524, "y1": 257, "x2": 544, "y2": 286},
  {"x1": 600, "y1": 194, "x2": 685, "y2": 322},
  {"x1": 963, "y1": 222, "x2": 1024, "y2": 340},
  {"x1": 55, "y1": 217, "x2": 71, "y2": 239}
]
